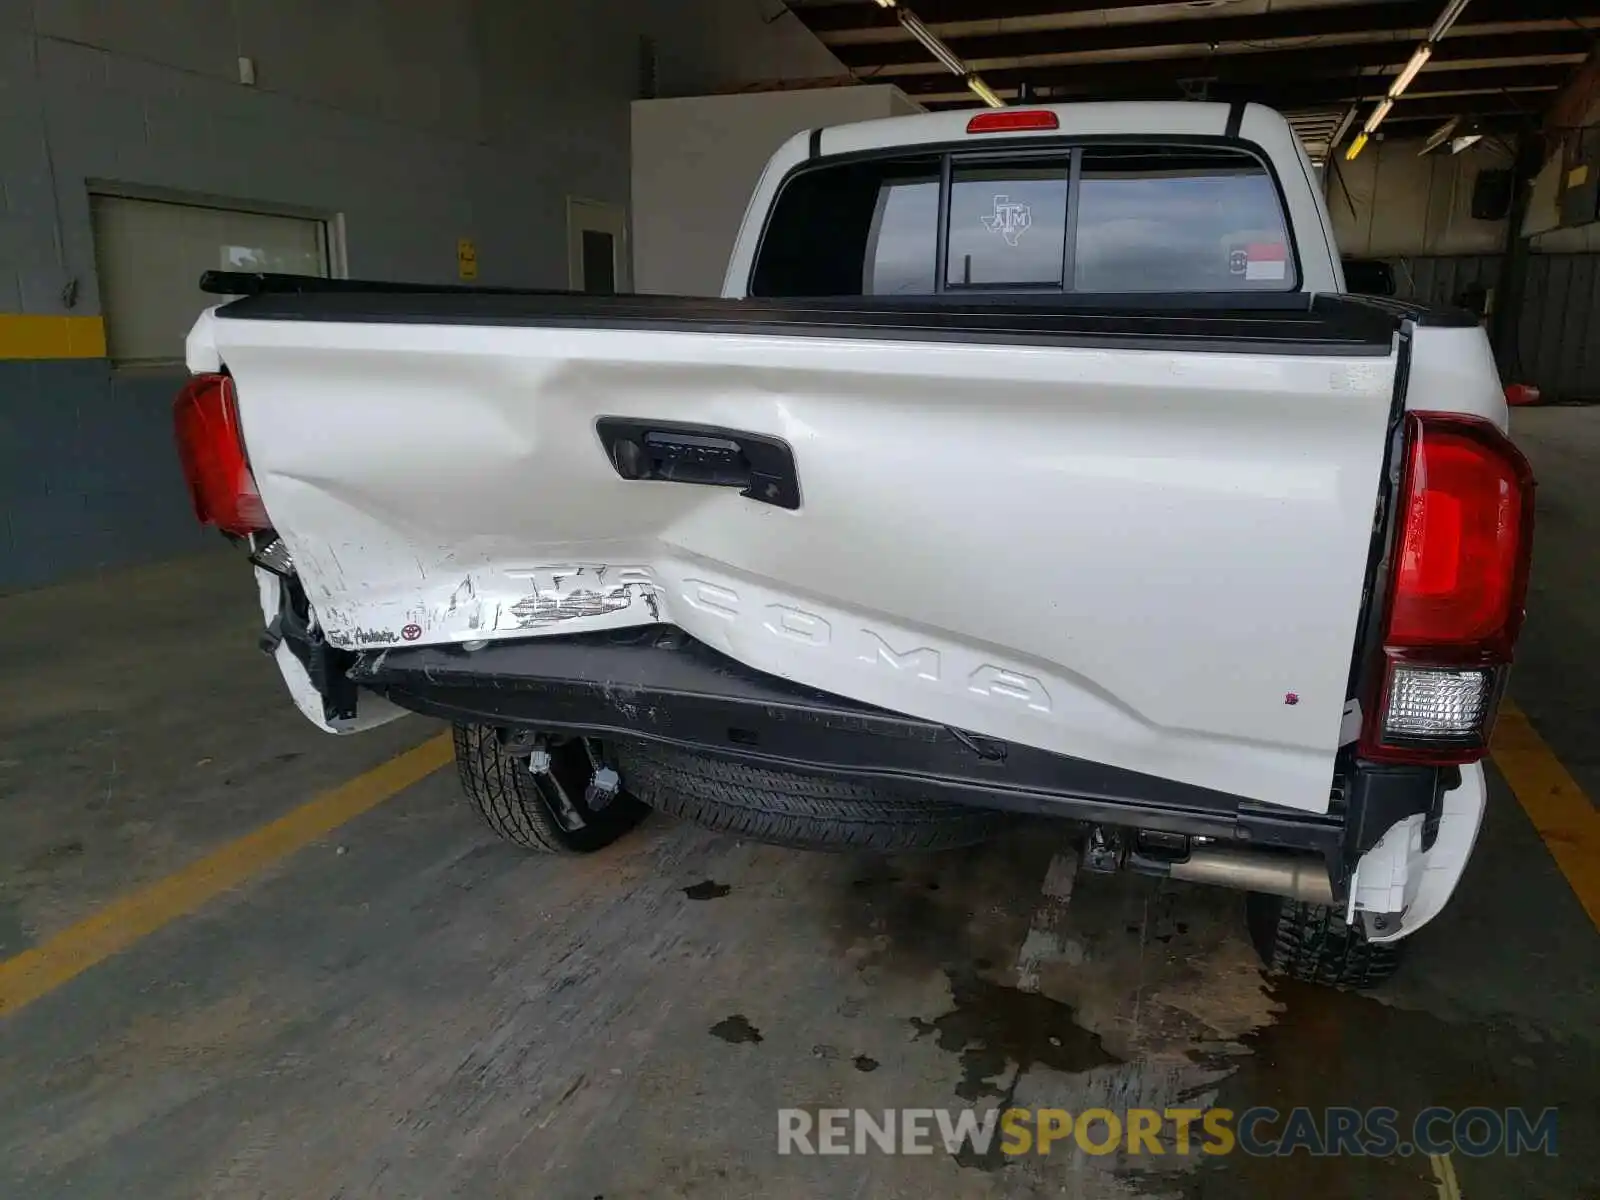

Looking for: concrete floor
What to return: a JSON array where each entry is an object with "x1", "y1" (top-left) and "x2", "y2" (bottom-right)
[{"x1": 1, "y1": 409, "x2": 1597, "y2": 1199}]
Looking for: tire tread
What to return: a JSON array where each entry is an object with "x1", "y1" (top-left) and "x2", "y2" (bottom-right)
[
  {"x1": 452, "y1": 723, "x2": 646, "y2": 854},
  {"x1": 615, "y1": 741, "x2": 1008, "y2": 852},
  {"x1": 1248, "y1": 893, "x2": 1403, "y2": 989}
]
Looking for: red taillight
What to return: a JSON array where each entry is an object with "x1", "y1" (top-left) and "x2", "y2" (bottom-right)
[
  {"x1": 173, "y1": 373, "x2": 269, "y2": 535},
  {"x1": 1360, "y1": 413, "x2": 1535, "y2": 764},
  {"x1": 966, "y1": 110, "x2": 1059, "y2": 134}
]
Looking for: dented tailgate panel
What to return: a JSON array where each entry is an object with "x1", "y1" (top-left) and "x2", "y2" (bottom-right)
[{"x1": 200, "y1": 310, "x2": 1397, "y2": 813}]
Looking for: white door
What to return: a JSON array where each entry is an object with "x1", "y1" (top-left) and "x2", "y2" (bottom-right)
[
  {"x1": 567, "y1": 198, "x2": 630, "y2": 294},
  {"x1": 90, "y1": 194, "x2": 331, "y2": 364}
]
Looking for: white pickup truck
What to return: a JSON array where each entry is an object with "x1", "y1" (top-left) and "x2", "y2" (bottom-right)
[{"x1": 178, "y1": 102, "x2": 1534, "y2": 988}]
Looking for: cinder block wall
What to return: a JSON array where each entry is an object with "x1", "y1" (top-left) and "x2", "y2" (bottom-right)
[{"x1": 0, "y1": 0, "x2": 841, "y2": 592}]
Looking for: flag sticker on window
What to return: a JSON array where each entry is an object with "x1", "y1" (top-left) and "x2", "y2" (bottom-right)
[
  {"x1": 983, "y1": 195, "x2": 1032, "y2": 246},
  {"x1": 1243, "y1": 241, "x2": 1287, "y2": 281}
]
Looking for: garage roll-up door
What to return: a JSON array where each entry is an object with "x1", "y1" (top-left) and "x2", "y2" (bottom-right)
[{"x1": 90, "y1": 194, "x2": 330, "y2": 365}]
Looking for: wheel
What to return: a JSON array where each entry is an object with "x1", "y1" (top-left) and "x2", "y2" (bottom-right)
[
  {"x1": 1246, "y1": 892, "x2": 1403, "y2": 989},
  {"x1": 452, "y1": 723, "x2": 648, "y2": 854},
  {"x1": 612, "y1": 740, "x2": 1012, "y2": 852}
]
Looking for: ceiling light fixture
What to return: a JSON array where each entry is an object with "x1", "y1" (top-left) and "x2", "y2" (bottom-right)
[
  {"x1": 1345, "y1": 0, "x2": 1473, "y2": 160},
  {"x1": 966, "y1": 75, "x2": 1005, "y2": 108},
  {"x1": 1427, "y1": 0, "x2": 1473, "y2": 41},
  {"x1": 1422, "y1": 115, "x2": 1463, "y2": 155},
  {"x1": 1388, "y1": 45, "x2": 1432, "y2": 98},
  {"x1": 873, "y1": 1, "x2": 1006, "y2": 109},
  {"x1": 897, "y1": 9, "x2": 966, "y2": 77}
]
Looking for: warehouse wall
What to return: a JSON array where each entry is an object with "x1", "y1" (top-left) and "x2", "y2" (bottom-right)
[
  {"x1": 1387, "y1": 253, "x2": 1600, "y2": 401},
  {"x1": 1525, "y1": 93, "x2": 1600, "y2": 251},
  {"x1": 0, "y1": 0, "x2": 843, "y2": 591},
  {"x1": 1328, "y1": 136, "x2": 1512, "y2": 258},
  {"x1": 632, "y1": 85, "x2": 923, "y2": 296}
]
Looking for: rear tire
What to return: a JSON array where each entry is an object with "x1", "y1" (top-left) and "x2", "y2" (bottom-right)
[
  {"x1": 613, "y1": 740, "x2": 1011, "y2": 852},
  {"x1": 1246, "y1": 892, "x2": 1403, "y2": 989},
  {"x1": 453, "y1": 723, "x2": 648, "y2": 854}
]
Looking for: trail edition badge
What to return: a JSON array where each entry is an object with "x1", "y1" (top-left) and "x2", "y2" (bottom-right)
[{"x1": 983, "y1": 195, "x2": 1032, "y2": 246}]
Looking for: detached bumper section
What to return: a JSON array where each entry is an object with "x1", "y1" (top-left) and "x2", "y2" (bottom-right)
[{"x1": 347, "y1": 626, "x2": 1454, "y2": 913}]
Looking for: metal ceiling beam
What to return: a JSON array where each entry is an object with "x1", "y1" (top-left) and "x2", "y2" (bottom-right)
[
  {"x1": 1209, "y1": 65, "x2": 1571, "y2": 108},
  {"x1": 921, "y1": 95, "x2": 1542, "y2": 124},
  {"x1": 889, "y1": 30, "x2": 1589, "y2": 97},
  {"x1": 911, "y1": 64, "x2": 1568, "y2": 108},
  {"x1": 1380, "y1": 112, "x2": 1531, "y2": 137},
  {"x1": 1545, "y1": 45, "x2": 1600, "y2": 129},
  {"x1": 823, "y1": 0, "x2": 1590, "y2": 72},
  {"x1": 1362, "y1": 91, "x2": 1549, "y2": 120},
  {"x1": 915, "y1": 67, "x2": 1561, "y2": 110},
  {"x1": 799, "y1": 0, "x2": 1202, "y2": 35}
]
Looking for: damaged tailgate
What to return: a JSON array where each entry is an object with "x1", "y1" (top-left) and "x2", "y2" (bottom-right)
[{"x1": 193, "y1": 290, "x2": 1401, "y2": 814}]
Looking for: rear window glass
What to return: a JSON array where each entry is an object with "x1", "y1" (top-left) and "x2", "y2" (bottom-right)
[
  {"x1": 864, "y1": 172, "x2": 939, "y2": 295},
  {"x1": 752, "y1": 156, "x2": 940, "y2": 299},
  {"x1": 1073, "y1": 148, "x2": 1291, "y2": 292},
  {"x1": 751, "y1": 142, "x2": 1295, "y2": 297},
  {"x1": 946, "y1": 160, "x2": 1070, "y2": 288}
]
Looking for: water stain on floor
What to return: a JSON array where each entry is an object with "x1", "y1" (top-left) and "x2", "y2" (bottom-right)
[
  {"x1": 912, "y1": 969, "x2": 1121, "y2": 1104},
  {"x1": 708, "y1": 1014, "x2": 763, "y2": 1045},
  {"x1": 1181, "y1": 979, "x2": 1600, "y2": 1198},
  {"x1": 826, "y1": 835, "x2": 1061, "y2": 982}
]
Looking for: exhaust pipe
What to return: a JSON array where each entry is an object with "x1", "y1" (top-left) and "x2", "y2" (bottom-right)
[{"x1": 1166, "y1": 846, "x2": 1333, "y2": 905}]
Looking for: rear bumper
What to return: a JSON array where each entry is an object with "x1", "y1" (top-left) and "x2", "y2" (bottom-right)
[
  {"x1": 352, "y1": 626, "x2": 1318, "y2": 843},
  {"x1": 348, "y1": 626, "x2": 1456, "y2": 904}
]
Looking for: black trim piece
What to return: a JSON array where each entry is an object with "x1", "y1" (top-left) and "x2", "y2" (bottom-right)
[
  {"x1": 808, "y1": 127, "x2": 822, "y2": 160},
  {"x1": 1331, "y1": 291, "x2": 1481, "y2": 329},
  {"x1": 202, "y1": 270, "x2": 565, "y2": 298},
  {"x1": 348, "y1": 626, "x2": 1345, "y2": 852},
  {"x1": 266, "y1": 575, "x2": 359, "y2": 724},
  {"x1": 208, "y1": 270, "x2": 1316, "y2": 311},
  {"x1": 933, "y1": 152, "x2": 952, "y2": 295},
  {"x1": 216, "y1": 287, "x2": 1401, "y2": 356},
  {"x1": 1061, "y1": 145, "x2": 1083, "y2": 290},
  {"x1": 1345, "y1": 323, "x2": 1414, "y2": 705},
  {"x1": 1225, "y1": 100, "x2": 1246, "y2": 139},
  {"x1": 1340, "y1": 763, "x2": 1442, "y2": 858},
  {"x1": 594, "y1": 417, "x2": 801, "y2": 509},
  {"x1": 1233, "y1": 802, "x2": 1343, "y2": 858}
]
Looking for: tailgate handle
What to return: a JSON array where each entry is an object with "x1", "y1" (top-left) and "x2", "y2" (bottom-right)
[{"x1": 595, "y1": 418, "x2": 800, "y2": 510}]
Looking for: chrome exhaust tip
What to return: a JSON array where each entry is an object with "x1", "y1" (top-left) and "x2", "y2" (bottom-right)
[{"x1": 1166, "y1": 845, "x2": 1334, "y2": 905}]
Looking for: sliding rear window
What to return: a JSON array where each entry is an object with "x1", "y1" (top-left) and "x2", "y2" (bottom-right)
[{"x1": 750, "y1": 142, "x2": 1297, "y2": 298}]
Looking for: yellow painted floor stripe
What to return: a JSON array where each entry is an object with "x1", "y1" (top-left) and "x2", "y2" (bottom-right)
[
  {"x1": 1491, "y1": 700, "x2": 1600, "y2": 933},
  {"x1": 1429, "y1": 1151, "x2": 1463, "y2": 1200},
  {"x1": 0, "y1": 733, "x2": 453, "y2": 1018}
]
